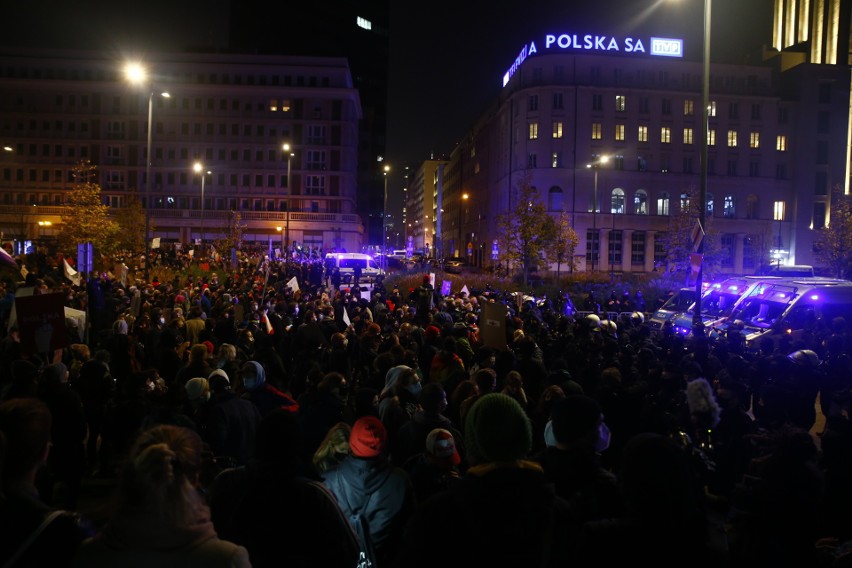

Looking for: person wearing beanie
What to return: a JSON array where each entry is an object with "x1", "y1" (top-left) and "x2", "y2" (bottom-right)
[
  {"x1": 531, "y1": 395, "x2": 623, "y2": 523},
  {"x1": 323, "y1": 416, "x2": 415, "y2": 568},
  {"x1": 397, "y1": 393, "x2": 577, "y2": 567},
  {"x1": 393, "y1": 381, "x2": 466, "y2": 469}
]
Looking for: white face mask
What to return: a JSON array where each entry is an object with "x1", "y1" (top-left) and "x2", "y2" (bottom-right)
[{"x1": 595, "y1": 421, "x2": 611, "y2": 453}]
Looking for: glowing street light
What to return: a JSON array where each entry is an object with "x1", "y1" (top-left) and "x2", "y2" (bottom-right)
[
  {"x1": 125, "y1": 62, "x2": 170, "y2": 281},
  {"x1": 193, "y1": 162, "x2": 211, "y2": 251},
  {"x1": 283, "y1": 143, "x2": 294, "y2": 253},
  {"x1": 586, "y1": 155, "x2": 609, "y2": 272}
]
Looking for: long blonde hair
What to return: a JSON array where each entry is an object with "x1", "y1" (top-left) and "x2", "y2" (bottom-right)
[
  {"x1": 118, "y1": 425, "x2": 207, "y2": 526},
  {"x1": 312, "y1": 422, "x2": 352, "y2": 473}
]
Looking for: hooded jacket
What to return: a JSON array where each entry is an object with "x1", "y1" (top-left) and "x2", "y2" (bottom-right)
[{"x1": 239, "y1": 361, "x2": 299, "y2": 417}]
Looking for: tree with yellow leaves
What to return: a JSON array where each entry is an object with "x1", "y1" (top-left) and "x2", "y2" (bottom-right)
[{"x1": 57, "y1": 160, "x2": 119, "y2": 260}]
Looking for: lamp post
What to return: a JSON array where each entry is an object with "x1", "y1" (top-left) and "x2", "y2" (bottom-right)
[
  {"x1": 586, "y1": 155, "x2": 608, "y2": 272},
  {"x1": 193, "y1": 162, "x2": 210, "y2": 252},
  {"x1": 282, "y1": 143, "x2": 294, "y2": 254},
  {"x1": 276, "y1": 226, "x2": 283, "y2": 257},
  {"x1": 458, "y1": 192, "x2": 469, "y2": 259},
  {"x1": 382, "y1": 164, "x2": 390, "y2": 270},
  {"x1": 773, "y1": 200, "x2": 784, "y2": 268},
  {"x1": 692, "y1": 0, "x2": 712, "y2": 327},
  {"x1": 125, "y1": 63, "x2": 169, "y2": 282}
]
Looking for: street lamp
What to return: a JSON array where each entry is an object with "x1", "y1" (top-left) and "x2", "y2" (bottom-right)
[
  {"x1": 282, "y1": 143, "x2": 294, "y2": 254},
  {"x1": 382, "y1": 164, "x2": 390, "y2": 270},
  {"x1": 125, "y1": 62, "x2": 169, "y2": 282},
  {"x1": 193, "y1": 162, "x2": 210, "y2": 252},
  {"x1": 458, "y1": 192, "x2": 469, "y2": 259},
  {"x1": 694, "y1": 0, "x2": 712, "y2": 326},
  {"x1": 276, "y1": 226, "x2": 283, "y2": 257},
  {"x1": 586, "y1": 155, "x2": 608, "y2": 272}
]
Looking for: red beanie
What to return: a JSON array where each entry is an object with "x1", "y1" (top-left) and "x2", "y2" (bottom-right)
[
  {"x1": 424, "y1": 325, "x2": 442, "y2": 341},
  {"x1": 349, "y1": 416, "x2": 387, "y2": 458}
]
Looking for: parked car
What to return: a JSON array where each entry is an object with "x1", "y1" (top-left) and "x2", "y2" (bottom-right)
[{"x1": 443, "y1": 258, "x2": 467, "y2": 274}]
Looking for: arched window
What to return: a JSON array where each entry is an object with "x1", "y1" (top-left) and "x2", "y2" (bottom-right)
[
  {"x1": 657, "y1": 192, "x2": 670, "y2": 216},
  {"x1": 611, "y1": 188, "x2": 625, "y2": 214},
  {"x1": 634, "y1": 189, "x2": 648, "y2": 214},
  {"x1": 548, "y1": 185, "x2": 563, "y2": 211},
  {"x1": 680, "y1": 192, "x2": 690, "y2": 211}
]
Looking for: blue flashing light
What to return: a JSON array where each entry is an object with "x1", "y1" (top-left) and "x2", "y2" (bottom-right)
[{"x1": 811, "y1": 294, "x2": 820, "y2": 300}]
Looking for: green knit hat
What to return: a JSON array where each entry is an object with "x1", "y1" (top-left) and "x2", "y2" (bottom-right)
[{"x1": 465, "y1": 393, "x2": 532, "y2": 464}]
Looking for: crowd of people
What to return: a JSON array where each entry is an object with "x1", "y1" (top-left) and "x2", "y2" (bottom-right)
[{"x1": 1, "y1": 247, "x2": 852, "y2": 567}]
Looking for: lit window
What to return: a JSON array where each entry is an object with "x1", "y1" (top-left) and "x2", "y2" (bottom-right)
[
  {"x1": 634, "y1": 190, "x2": 648, "y2": 214},
  {"x1": 727, "y1": 130, "x2": 738, "y2": 147},
  {"x1": 684, "y1": 100, "x2": 694, "y2": 116},
  {"x1": 723, "y1": 195, "x2": 735, "y2": 218},
  {"x1": 661, "y1": 127, "x2": 671, "y2": 144},
  {"x1": 551, "y1": 152, "x2": 562, "y2": 168},
  {"x1": 683, "y1": 128, "x2": 693, "y2": 144},
  {"x1": 591, "y1": 123, "x2": 602, "y2": 140},
  {"x1": 776, "y1": 135, "x2": 787, "y2": 151},
  {"x1": 638, "y1": 125, "x2": 648, "y2": 142},
  {"x1": 615, "y1": 124, "x2": 625, "y2": 141},
  {"x1": 708, "y1": 129, "x2": 716, "y2": 146},
  {"x1": 552, "y1": 121, "x2": 563, "y2": 139},
  {"x1": 750, "y1": 132, "x2": 760, "y2": 148},
  {"x1": 657, "y1": 192, "x2": 670, "y2": 215},
  {"x1": 708, "y1": 101, "x2": 717, "y2": 117},
  {"x1": 528, "y1": 122, "x2": 539, "y2": 140},
  {"x1": 615, "y1": 95, "x2": 626, "y2": 111}
]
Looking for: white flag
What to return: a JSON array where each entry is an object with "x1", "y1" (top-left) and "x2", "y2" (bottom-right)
[
  {"x1": 342, "y1": 307, "x2": 351, "y2": 327},
  {"x1": 151, "y1": 237, "x2": 161, "y2": 249},
  {"x1": 63, "y1": 259, "x2": 80, "y2": 286},
  {"x1": 461, "y1": 285, "x2": 470, "y2": 297},
  {"x1": 287, "y1": 276, "x2": 300, "y2": 293}
]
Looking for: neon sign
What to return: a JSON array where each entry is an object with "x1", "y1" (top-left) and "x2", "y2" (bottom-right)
[{"x1": 503, "y1": 32, "x2": 685, "y2": 87}]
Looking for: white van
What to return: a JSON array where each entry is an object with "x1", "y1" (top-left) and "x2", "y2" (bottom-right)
[
  {"x1": 671, "y1": 276, "x2": 755, "y2": 335},
  {"x1": 324, "y1": 252, "x2": 384, "y2": 283},
  {"x1": 711, "y1": 277, "x2": 852, "y2": 347}
]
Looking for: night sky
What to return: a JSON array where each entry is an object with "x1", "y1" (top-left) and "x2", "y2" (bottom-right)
[{"x1": 5, "y1": 0, "x2": 774, "y2": 187}]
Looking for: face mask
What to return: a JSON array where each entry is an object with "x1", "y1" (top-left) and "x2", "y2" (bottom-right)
[
  {"x1": 406, "y1": 381, "x2": 422, "y2": 397},
  {"x1": 544, "y1": 420, "x2": 557, "y2": 448},
  {"x1": 595, "y1": 421, "x2": 611, "y2": 453}
]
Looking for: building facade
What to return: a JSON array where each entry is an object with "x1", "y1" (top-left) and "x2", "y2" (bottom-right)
[
  {"x1": 0, "y1": 48, "x2": 365, "y2": 255},
  {"x1": 431, "y1": 33, "x2": 852, "y2": 275}
]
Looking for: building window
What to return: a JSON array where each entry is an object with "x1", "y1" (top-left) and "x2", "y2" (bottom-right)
[
  {"x1": 708, "y1": 129, "x2": 716, "y2": 146},
  {"x1": 721, "y1": 235, "x2": 734, "y2": 268},
  {"x1": 608, "y1": 230, "x2": 622, "y2": 267},
  {"x1": 553, "y1": 92, "x2": 564, "y2": 109},
  {"x1": 815, "y1": 172, "x2": 828, "y2": 196},
  {"x1": 551, "y1": 152, "x2": 562, "y2": 168},
  {"x1": 527, "y1": 153, "x2": 537, "y2": 168},
  {"x1": 662, "y1": 99, "x2": 672, "y2": 114},
  {"x1": 817, "y1": 141, "x2": 828, "y2": 164},
  {"x1": 552, "y1": 121, "x2": 563, "y2": 139},
  {"x1": 749, "y1": 132, "x2": 760, "y2": 148},
  {"x1": 638, "y1": 156, "x2": 647, "y2": 171},
  {"x1": 813, "y1": 202, "x2": 827, "y2": 228},
  {"x1": 683, "y1": 157, "x2": 694, "y2": 173},
  {"x1": 615, "y1": 124, "x2": 625, "y2": 141},
  {"x1": 727, "y1": 160, "x2": 738, "y2": 176},
  {"x1": 657, "y1": 192, "x2": 670, "y2": 215},
  {"x1": 528, "y1": 95, "x2": 539, "y2": 111},
  {"x1": 684, "y1": 100, "x2": 694, "y2": 116},
  {"x1": 615, "y1": 95, "x2": 626, "y2": 111},
  {"x1": 709, "y1": 101, "x2": 717, "y2": 117},
  {"x1": 723, "y1": 195, "x2": 735, "y2": 218},
  {"x1": 613, "y1": 155, "x2": 624, "y2": 170},
  {"x1": 586, "y1": 230, "x2": 600, "y2": 265},
  {"x1": 778, "y1": 107, "x2": 788, "y2": 123},
  {"x1": 751, "y1": 103, "x2": 761, "y2": 120},
  {"x1": 304, "y1": 175, "x2": 326, "y2": 195},
  {"x1": 749, "y1": 161, "x2": 760, "y2": 177},
  {"x1": 639, "y1": 97, "x2": 650, "y2": 113},
  {"x1": 661, "y1": 127, "x2": 671, "y2": 144},
  {"x1": 591, "y1": 123, "x2": 602, "y2": 140},
  {"x1": 776, "y1": 164, "x2": 787, "y2": 179},
  {"x1": 306, "y1": 150, "x2": 326, "y2": 170},
  {"x1": 611, "y1": 188, "x2": 625, "y2": 213},
  {"x1": 638, "y1": 125, "x2": 648, "y2": 142},
  {"x1": 307, "y1": 125, "x2": 326, "y2": 144},
  {"x1": 729, "y1": 102, "x2": 739, "y2": 119},
  {"x1": 727, "y1": 130, "x2": 738, "y2": 147},
  {"x1": 592, "y1": 94, "x2": 603, "y2": 111},
  {"x1": 654, "y1": 233, "x2": 667, "y2": 265},
  {"x1": 528, "y1": 122, "x2": 539, "y2": 140},
  {"x1": 634, "y1": 190, "x2": 648, "y2": 214},
  {"x1": 631, "y1": 231, "x2": 646, "y2": 264},
  {"x1": 683, "y1": 128, "x2": 693, "y2": 145}
]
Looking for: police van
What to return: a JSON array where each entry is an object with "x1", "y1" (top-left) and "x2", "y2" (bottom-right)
[
  {"x1": 710, "y1": 277, "x2": 852, "y2": 347},
  {"x1": 671, "y1": 276, "x2": 755, "y2": 336},
  {"x1": 324, "y1": 252, "x2": 384, "y2": 283}
]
